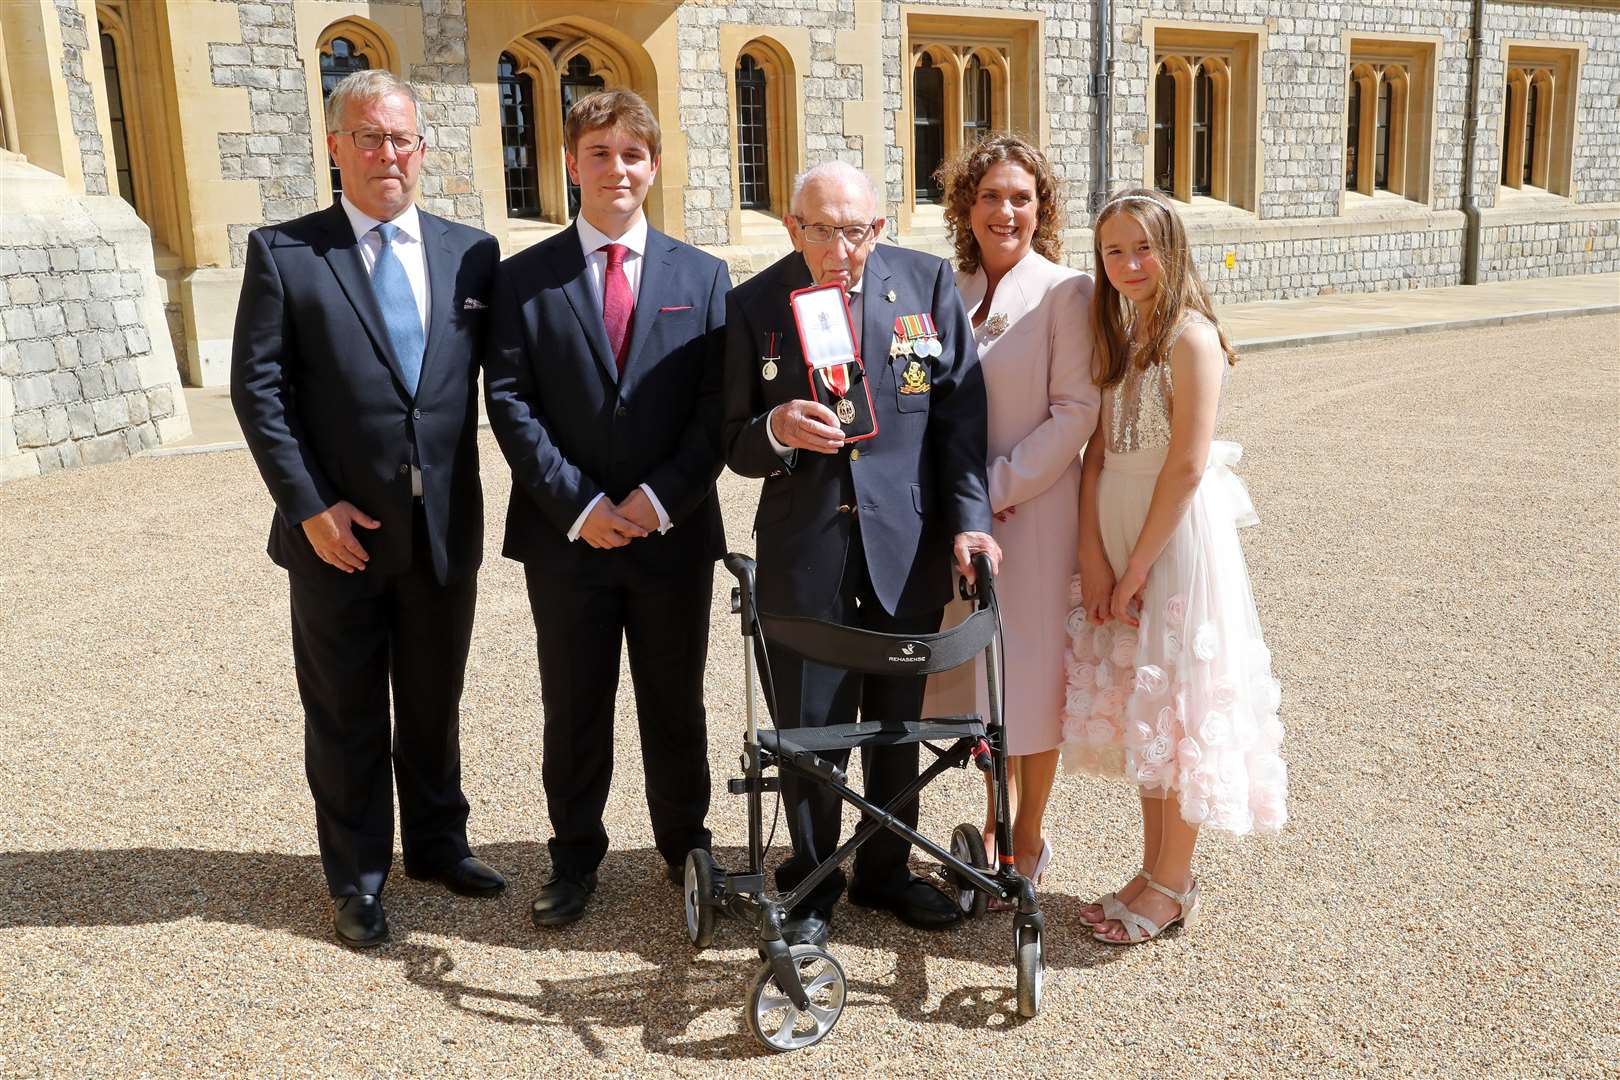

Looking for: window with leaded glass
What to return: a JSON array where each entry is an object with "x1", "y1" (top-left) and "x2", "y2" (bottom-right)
[
  {"x1": 499, "y1": 52, "x2": 539, "y2": 217},
  {"x1": 1153, "y1": 64, "x2": 1175, "y2": 195},
  {"x1": 1192, "y1": 64, "x2": 1213, "y2": 197},
  {"x1": 962, "y1": 55, "x2": 991, "y2": 148},
  {"x1": 560, "y1": 55, "x2": 606, "y2": 218},
  {"x1": 735, "y1": 53, "x2": 769, "y2": 210},
  {"x1": 913, "y1": 54, "x2": 945, "y2": 203},
  {"x1": 320, "y1": 37, "x2": 370, "y2": 200},
  {"x1": 100, "y1": 31, "x2": 137, "y2": 211}
]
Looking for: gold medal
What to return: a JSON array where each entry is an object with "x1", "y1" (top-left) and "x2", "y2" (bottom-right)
[{"x1": 836, "y1": 397, "x2": 857, "y2": 424}]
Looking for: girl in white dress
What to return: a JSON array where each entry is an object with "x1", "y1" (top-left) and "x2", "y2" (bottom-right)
[{"x1": 1064, "y1": 189, "x2": 1287, "y2": 945}]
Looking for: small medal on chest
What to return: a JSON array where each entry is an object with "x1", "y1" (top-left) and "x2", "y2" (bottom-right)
[
  {"x1": 761, "y1": 332, "x2": 780, "y2": 382},
  {"x1": 891, "y1": 313, "x2": 942, "y2": 359}
]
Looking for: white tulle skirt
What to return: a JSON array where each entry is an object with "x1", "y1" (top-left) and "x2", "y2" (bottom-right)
[{"x1": 1061, "y1": 441, "x2": 1288, "y2": 835}]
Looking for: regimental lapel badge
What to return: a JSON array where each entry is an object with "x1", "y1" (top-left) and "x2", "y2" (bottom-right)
[
  {"x1": 984, "y1": 312, "x2": 1009, "y2": 340},
  {"x1": 884, "y1": 289, "x2": 896, "y2": 303},
  {"x1": 899, "y1": 357, "x2": 931, "y2": 394},
  {"x1": 761, "y1": 331, "x2": 780, "y2": 381}
]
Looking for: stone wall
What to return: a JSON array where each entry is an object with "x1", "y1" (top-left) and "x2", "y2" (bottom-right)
[
  {"x1": 1479, "y1": 217, "x2": 1620, "y2": 282},
  {"x1": 673, "y1": 2, "x2": 867, "y2": 246},
  {"x1": 211, "y1": 0, "x2": 319, "y2": 268},
  {"x1": 1479, "y1": 4, "x2": 1620, "y2": 208},
  {"x1": 0, "y1": 160, "x2": 189, "y2": 481},
  {"x1": 53, "y1": 0, "x2": 110, "y2": 197},
  {"x1": 411, "y1": 0, "x2": 484, "y2": 224}
]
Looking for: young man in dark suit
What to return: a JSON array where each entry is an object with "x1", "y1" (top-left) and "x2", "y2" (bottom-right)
[
  {"x1": 231, "y1": 70, "x2": 506, "y2": 949},
  {"x1": 485, "y1": 90, "x2": 730, "y2": 929},
  {"x1": 721, "y1": 161, "x2": 1002, "y2": 948}
]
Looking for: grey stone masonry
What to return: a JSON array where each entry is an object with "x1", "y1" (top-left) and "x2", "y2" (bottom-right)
[
  {"x1": 411, "y1": 0, "x2": 484, "y2": 225},
  {"x1": 0, "y1": 161, "x2": 189, "y2": 480},
  {"x1": 211, "y1": 0, "x2": 319, "y2": 267},
  {"x1": 54, "y1": 0, "x2": 110, "y2": 197},
  {"x1": 674, "y1": 2, "x2": 871, "y2": 246}
]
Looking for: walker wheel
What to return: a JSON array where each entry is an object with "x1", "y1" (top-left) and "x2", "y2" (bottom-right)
[
  {"x1": 1014, "y1": 921, "x2": 1043, "y2": 1018},
  {"x1": 746, "y1": 944, "x2": 846, "y2": 1052},
  {"x1": 949, "y1": 823, "x2": 989, "y2": 919},
  {"x1": 683, "y1": 848, "x2": 716, "y2": 949}
]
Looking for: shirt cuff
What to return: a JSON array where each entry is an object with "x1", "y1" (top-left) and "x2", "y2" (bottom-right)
[
  {"x1": 639, "y1": 483, "x2": 672, "y2": 534},
  {"x1": 566, "y1": 492, "x2": 606, "y2": 542},
  {"x1": 765, "y1": 405, "x2": 796, "y2": 461}
]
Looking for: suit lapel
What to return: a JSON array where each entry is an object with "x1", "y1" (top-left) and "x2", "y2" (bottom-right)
[
  {"x1": 618, "y1": 228, "x2": 674, "y2": 390},
  {"x1": 319, "y1": 203, "x2": 409, "y2": 392},
  {"x1": 416, "y1": 211, "x2": 457, "y2": 396},
  {"x1": 860, "y1": 246, "x2": 895, "y2": 392},
  {"x1": 553, "y1": 223, "x2": 619, "y2": 383}
]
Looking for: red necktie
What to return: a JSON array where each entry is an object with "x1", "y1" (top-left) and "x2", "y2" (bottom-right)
[{"x1": 601, "y1": 243, "x2": 633, "y2": 375}]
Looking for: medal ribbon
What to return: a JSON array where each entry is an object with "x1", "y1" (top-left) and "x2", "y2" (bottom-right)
[{"x1": 821, "y1": 362, "x2": 850, "y2": 397}]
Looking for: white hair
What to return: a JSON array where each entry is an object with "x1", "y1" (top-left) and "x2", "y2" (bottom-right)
[
  {"x1": 324, "y1": 69, "x2": 425, "y2": 134},
  {"x1": 789, "y1": 161, "x2": 878, "y2": 216}
]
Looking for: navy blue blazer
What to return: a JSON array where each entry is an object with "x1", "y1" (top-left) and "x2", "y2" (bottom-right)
[
  {"x1": 484, "y1": 222, "x2": 730, "y2": 577},
  {"x1": 722, "y1": 245, "x2": 992, "y2": 619},
  {"x1": 231, "y1": 201, "x2": 498, "y2": 587}
]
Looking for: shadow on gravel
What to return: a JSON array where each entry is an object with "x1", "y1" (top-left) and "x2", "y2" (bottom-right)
[{"x1": 0, "y1": 840, "x2": 1121, "y2": 1057}]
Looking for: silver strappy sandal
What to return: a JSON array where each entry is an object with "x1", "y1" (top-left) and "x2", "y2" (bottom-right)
[
  {"x1": 1092, "y1": 878, "x2": 1200, "y2": 945},
  {"x1": 1082, "y1": 869, "x2": 1151, "y2": 926}
]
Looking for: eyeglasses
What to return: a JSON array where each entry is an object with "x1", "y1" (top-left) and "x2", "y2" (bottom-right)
[
  {"x1": 793, "y1": 218, "x2": 881, "y2": 245},
  {"x1": 335, "y1": 129, "x2": 425, "y2": 153}
]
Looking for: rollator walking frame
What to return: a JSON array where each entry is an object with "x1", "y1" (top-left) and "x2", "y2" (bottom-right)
[{"x1": 682, "y1": 551, "x2": 1045, "y2": 1052}]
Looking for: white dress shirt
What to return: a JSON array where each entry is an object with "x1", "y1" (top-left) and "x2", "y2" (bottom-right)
[
  {"x1": 566, "y1": 212, "x2": 672, "y2": 541},
  {"x1": 341, "y1": 195, "x2": 429, "y2": 495},
  {"x1": 767, "y1": 277, "x2": 863, "y2": 458}
]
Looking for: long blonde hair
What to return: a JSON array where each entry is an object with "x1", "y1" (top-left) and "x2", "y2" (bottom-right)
[{"x1": 1090, "y1": 188, "x2": 1235, "y2": 389}]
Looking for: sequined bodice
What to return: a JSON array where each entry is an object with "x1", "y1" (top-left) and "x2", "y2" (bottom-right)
[{"x1": 1107, "y1": 313, "x2": 1221, "y2": 454}]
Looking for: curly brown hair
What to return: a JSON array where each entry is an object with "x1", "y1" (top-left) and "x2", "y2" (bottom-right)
[{"x1": 935, "y1": 133, "x2": 1063, "y2": 275}]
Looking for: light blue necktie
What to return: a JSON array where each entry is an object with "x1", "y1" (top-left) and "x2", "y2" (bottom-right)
[{"x1": 371, "y1": 222, "x2": 424, "y2": 397}]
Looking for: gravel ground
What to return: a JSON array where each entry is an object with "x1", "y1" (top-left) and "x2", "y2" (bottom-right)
[{"x1": 1, "y1": 315, "x2": 1616, "y2": 1078}]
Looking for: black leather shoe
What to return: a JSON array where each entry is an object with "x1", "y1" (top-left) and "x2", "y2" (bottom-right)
[
  {"x1": 848, "y1": 875, "x2": 962, "y2": 930},
  {"x1": 781, "y1": 904, "x2": 833, "y2": 948},
  {"x1": 530, "y1": 870, "x2": 597, "y2": 929},
  {"x1": 408, "y1": 855, "x2": 507, "y2": 897},
  {"x1": 334, "y1": 894, "x2": 388, "y2": 948}
]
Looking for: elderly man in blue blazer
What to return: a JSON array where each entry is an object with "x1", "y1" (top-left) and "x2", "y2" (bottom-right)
[
  {"x1": 485, "y1": 90, "x2": 731, "y2": 930},
  {"x1": 232, "y1": 70, "x2": 506, "y2": 949},
  {"x1": 721, "y1": 161, "x2": 1002, "y2": 948}
]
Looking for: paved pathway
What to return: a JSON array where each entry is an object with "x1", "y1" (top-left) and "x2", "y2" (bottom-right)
[{"x1": 1, "y1": 315, "x2": 1616, "y2": 1077}]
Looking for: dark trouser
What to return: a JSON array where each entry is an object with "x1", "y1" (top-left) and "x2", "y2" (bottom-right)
[
  {"x1": 761, "y1": 526, "x2": 941, "y2": 911},
  {"x1": 289, "y1": 504, "x2": 476, "y2": 897},
  {"x1": 523, "y1": 560, "x2": 714, "y2": 877}
]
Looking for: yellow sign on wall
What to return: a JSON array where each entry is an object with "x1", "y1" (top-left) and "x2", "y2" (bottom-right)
[{"x1": 1225, "y1": 251, "x2": 1236, "y2": 269}]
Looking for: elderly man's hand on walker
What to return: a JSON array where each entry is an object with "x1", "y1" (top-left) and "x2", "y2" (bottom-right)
[{"x1": 954, "y1": 531, "x2": 1002, "y2": 584}]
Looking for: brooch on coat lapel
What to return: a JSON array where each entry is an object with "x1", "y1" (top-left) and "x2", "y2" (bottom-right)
[{"x1": 983, "y1": 312, "x2": 1010, "y2": 340}]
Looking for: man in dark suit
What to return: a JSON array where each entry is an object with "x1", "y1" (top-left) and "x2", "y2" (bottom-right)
[
  {"x1": 485, "y1": 90, "x2": 730, "y2": 929},
  {"x1": 722, "y1": 161, "x2": 1002, "y2": 948},
  {"x1": 231, "y1": 70, "x2": 505, "y2": 948}
]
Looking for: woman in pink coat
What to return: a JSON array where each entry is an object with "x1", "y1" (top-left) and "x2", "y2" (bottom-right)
[{"x1": 924, "y1": 134, "x2": 1100, "y2": 892}]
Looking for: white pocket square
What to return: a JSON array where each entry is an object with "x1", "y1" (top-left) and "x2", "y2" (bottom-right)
[{"x1": 462, "y1": 297, "x2": 487, "y2": 310}]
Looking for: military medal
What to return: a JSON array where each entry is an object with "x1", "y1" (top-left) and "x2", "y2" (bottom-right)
[
  {"x1": 894, "y1": 313, "x2": 942, "y2": 359},
  {"x1": 761, "y1": 332, "x2": 780, "y2": 381},
  {"x1": 789, "y1": 280, "x2": 877, "y2": 442}
]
